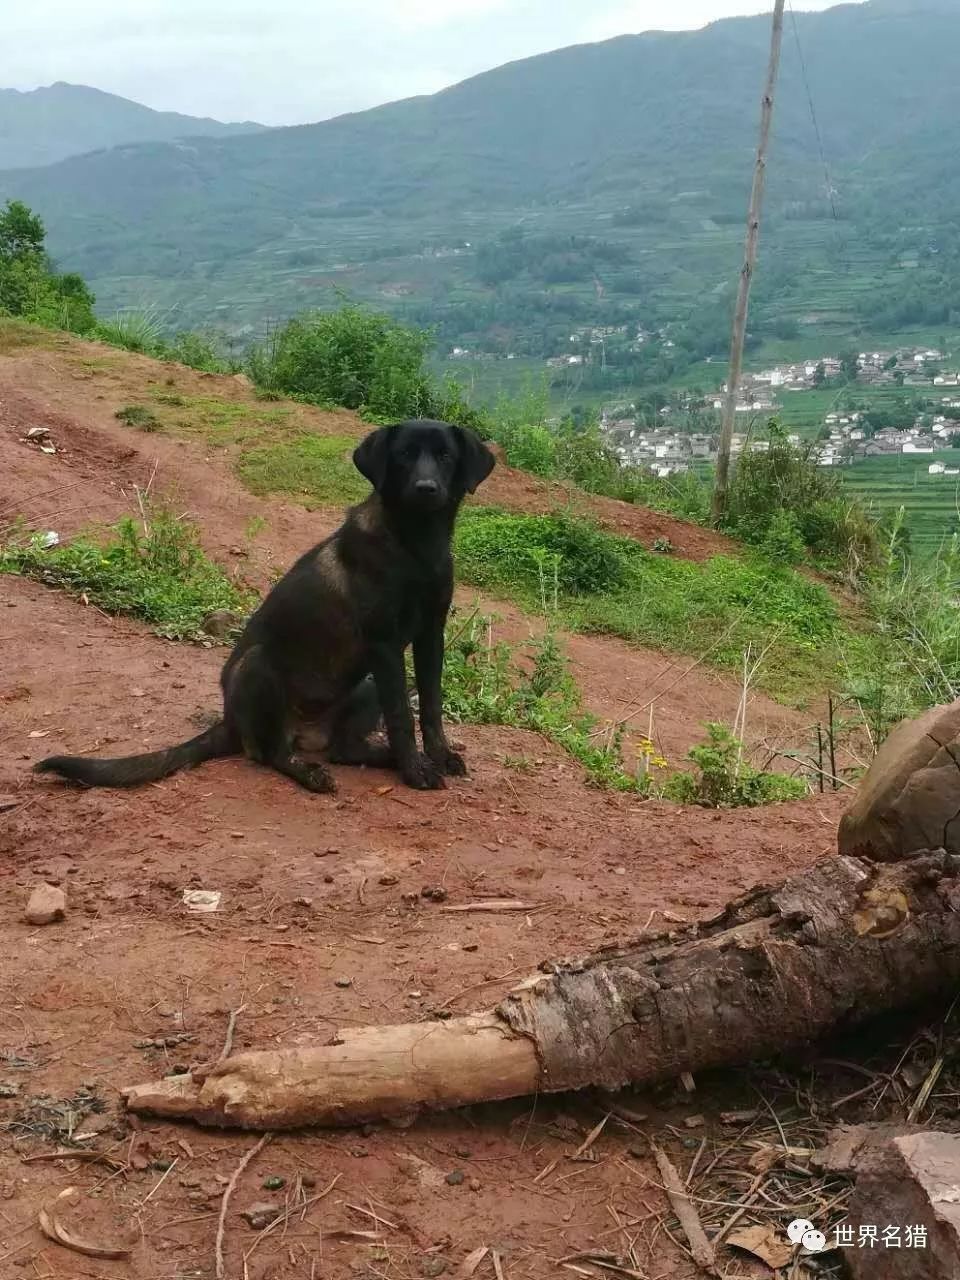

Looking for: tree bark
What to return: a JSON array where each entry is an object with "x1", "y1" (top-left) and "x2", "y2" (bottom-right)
[{"x1": 124, "y1": 850, "x2": 960, "y2": 1130}]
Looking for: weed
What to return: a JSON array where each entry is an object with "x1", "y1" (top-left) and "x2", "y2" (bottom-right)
[
  {"x1": 115, "y1": 404, "x2": 160, "y2": 431},
  {"x1": 662, "y1": 722, "x2": 808, "y2": 807},
  {"x1": 236, "y1": 434, "x2": 369, "y2": 506},
  {"x1": 245, "y1": 514, "x2": 267, "y2": 541},
  {"x1": 0, "y1": 509, "x2": 256, "y2": 641},
  {"x1": 442, "y1": 613, "x2": 649, "y2": 791}
]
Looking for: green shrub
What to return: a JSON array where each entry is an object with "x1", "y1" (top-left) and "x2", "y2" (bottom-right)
[
  {"x1": 724, "y1": 423, "x2": 878, "y2": 575},
  {"x1": 236, "y1": 433, "x2": 370, "y2": 506},
  {"x1": 115, "y1": 404, "x2": 160, "y2": 431},
  {"x1": 0, "y1": 510, "x2": 255, "y2": 641},
  {"x1": 248, "y1": 305, "x2": 434, "y2": 417},
  {"x1": 166, "y1": 330, "x2": 234, "y2": 374},
  {"x1": 662, "y1": 722, "x2": 808, "y2": 807},
  {"x1": 760, "y1": 508, "x2": 805, "y2": 565}
]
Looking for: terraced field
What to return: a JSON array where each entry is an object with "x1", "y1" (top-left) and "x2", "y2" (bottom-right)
[{"x1": 842, "y1": 449, "x2": 960, "y2": 557}]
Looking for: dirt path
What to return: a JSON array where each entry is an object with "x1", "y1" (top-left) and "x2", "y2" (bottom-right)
[{"x1": 0, "y1": 331, "x2": 847, "y2": 1278}]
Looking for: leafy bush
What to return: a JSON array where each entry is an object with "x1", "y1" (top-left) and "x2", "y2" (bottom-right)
[
  {"x1": 662, "y1": 722, "x2": 808, "y2": 807},
  {"x1": 236, "y1": 433, "x2": 370, "y2": 506},
  {"x1": 760, "y1": 508, "x2": 806, "y2": 565},
  {"x1": 723, "y1": 423, "x2": 878, "y2": 575},
  {"x1": 166, "y1": 329, "x2": 235, "y2": 373},
  {"x1": 248, "y1": 305, "x2": 435, "y2": 417},
  {"x1": 0, "y1": 510, "x2": 255, "y2": 641}
]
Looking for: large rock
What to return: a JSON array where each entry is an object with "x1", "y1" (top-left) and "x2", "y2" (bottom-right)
[
  {"x1": 838, "y1": 699, "x2": 960, "y2": 862},
  {"x1": 844, "y1": 1132, "x2": 960, "y2": 1280}
]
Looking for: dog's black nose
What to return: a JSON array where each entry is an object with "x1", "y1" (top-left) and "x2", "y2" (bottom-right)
[{"x1": 415, "y1": 479, "x2": 439, "y2": 495}]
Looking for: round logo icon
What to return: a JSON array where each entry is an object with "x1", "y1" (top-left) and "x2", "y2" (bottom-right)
[
  {"x1": 801, "y1": 1229, "x2": 827, "y2": 1254},
  {"x1": 787, "y1": 1219, "x2": 815, "y2": 1245}
]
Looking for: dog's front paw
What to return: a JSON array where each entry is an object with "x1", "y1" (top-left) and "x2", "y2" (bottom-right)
[
  {"x1": 439, "y1": 748, "x2": 467, "y2": 777},
  {"x1": 401, "y1": 753, "x2": 446, "y2": 791}
]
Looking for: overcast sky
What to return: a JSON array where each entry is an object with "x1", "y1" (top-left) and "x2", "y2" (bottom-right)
[{"x1": 7, "y1": 1, "x2": 863, "y2": 126}]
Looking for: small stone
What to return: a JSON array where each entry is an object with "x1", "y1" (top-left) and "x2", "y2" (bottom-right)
[
  {"x1": 463, "y1": 942, "x2": 479, "y2": 952},
  {"x1": 24, "y1": 883, "x2": 67, "y2": 926},
  {"x1": 684, "y1": 1114, "x2": 705, "y2": 1129},
  {"x1": 262, "y1": 1176, "x2": 285, "y2": 1191},
  {"x1": 242, "y1": 1202, "x2": 281, "y2": 1230},
  {"x1": 445, "y1": 1169, "x2": 465, "y2": 1186},
  {"x1": 335, "y1": 978, "x2": 353, "y2": 989},
  {"x1": 323, "y1": 874, "x2": 334, "y2": 884},
  {"x1": 454, "y1": 1147, "x2": 472, "y2": 1159},
  {"x1": 469, "y1": 1178, "x2": 481, "y2": 1192},
  {"x1": 378, "y1": 873, "x2": 399, "y2": 886},
  {"x1": 421, "y1": 885, "x2": 448, "y2": 903},
  {"x1": 421, "y1": 1259, "x2": 447, "y2": 1278},
  {"x1": 201, "y1": 609, "x2": 240, "y2": 640}
]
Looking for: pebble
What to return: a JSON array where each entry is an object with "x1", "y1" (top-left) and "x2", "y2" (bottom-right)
[
  {"x1": 24, "y1": 883, "x2": 67, "y2": 926},
  {"x1": 445, "y1": 1169, "x2": 465, "y2": 1186},
  {"x1": 334, "y1": 978, "x2": 353, "y2": 989},
  {"x1": 242, "y1": 1202, "x2": 280, "y2": 1230}
]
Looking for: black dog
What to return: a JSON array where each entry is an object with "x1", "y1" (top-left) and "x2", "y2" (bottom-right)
[{"x1": 35, "y1": 420, "x2": 496, "y2": 793}]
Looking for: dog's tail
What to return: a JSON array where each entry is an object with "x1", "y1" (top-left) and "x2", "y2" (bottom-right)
[{"x1": 34, "y1": 720, "x2": 236, "y2": 788}]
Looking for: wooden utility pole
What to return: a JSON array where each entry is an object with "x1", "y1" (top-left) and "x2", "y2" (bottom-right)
[{"x1": 711, "y1": 0, "x2": 787, "y2": 524}]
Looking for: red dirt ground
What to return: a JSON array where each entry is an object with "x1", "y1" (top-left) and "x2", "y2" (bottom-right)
[{"x1": 0, "y1": 333, "x2": 848, "y2": 1279}]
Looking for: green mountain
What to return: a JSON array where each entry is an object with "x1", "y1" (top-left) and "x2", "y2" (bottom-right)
[
  {"x1": 0, "y1": 82, "x2": 265, "y2": 170},
  {"x1": 1, "y1": 0, "x2": 958, "y2": 364}
]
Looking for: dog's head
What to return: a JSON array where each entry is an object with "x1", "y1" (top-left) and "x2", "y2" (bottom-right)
[{"x1": 353, "y1": 420, "x2": 496, "y2": 513}]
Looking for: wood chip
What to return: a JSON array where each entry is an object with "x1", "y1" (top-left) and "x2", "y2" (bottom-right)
[
  {"x1": 38, "y1": 1188, "x2": 132, "y2": 1259},
  {"x1": 650, "y1": 1143, "x2": 717, "y2": 1275},
  {"x1": 456, "y1": 1245, "x2": 490, "y2": 1278}
]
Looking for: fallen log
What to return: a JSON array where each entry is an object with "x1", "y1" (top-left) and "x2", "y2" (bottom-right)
[{"x1": 124, "y1": 849, "x2": 960, "y2": 1129}]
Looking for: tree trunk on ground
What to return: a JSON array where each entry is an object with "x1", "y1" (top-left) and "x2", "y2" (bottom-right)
[{"x1": 124, "y1": 850, "x2": 960, "y2": 1130}]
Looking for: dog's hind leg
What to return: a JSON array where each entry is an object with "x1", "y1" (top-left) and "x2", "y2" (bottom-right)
[
  {"x1": 227, "y1": 647, "x2": 337, "y2": 795},
  {"x1": 327, "y1": 676, "x2": 396, "y2": 767}
]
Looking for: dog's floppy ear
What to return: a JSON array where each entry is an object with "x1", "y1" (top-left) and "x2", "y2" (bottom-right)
[
  {"x1": 353, "y1": 427, "x2": 392, "y2": 491},
  {"x1": 456, "y1": 426, "x2": 496, "y2": 494}
]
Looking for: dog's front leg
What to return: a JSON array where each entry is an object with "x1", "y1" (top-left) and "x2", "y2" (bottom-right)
[
  {"x1": 370, "y1": 643, "x2": 444, "y2": 790},
  {"x1": 414, "y1": 618, "x2": 466, "y2": 777}
]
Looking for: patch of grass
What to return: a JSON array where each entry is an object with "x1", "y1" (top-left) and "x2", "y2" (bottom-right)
[
  {"x1": 236, "y1": 433, "x2": 370, "y2": 507},
  {"x1": 115, "y1": 404, "x2": 160, "y2": 431},
  {"x1": 442, "y1": 613, "x2": 649, "y2": 791},
  {"x1": 455, "y1": 507, "x2": 840, "y2": 703},
  {"x1": 145, "y1": 391, "x2": 296, "y2": 449},
  {"x1": 0, "y1": 509, "x2": 256, "y2": 641},
  {"x1": 0, "y1": 317, "x2": 59, "y2": 354}
]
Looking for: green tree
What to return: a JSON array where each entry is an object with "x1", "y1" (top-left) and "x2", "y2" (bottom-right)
[{"x1": 0, "y1": 200, "x2": 45, "y2": 260}]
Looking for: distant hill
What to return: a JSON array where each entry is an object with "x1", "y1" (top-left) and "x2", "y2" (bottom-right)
[
  {"x1": 1, "y1": 0, "x2": 958, "y2": 359},
  {"x1": 0, "y1": 82, "x2": 265, "y2": 169}
]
